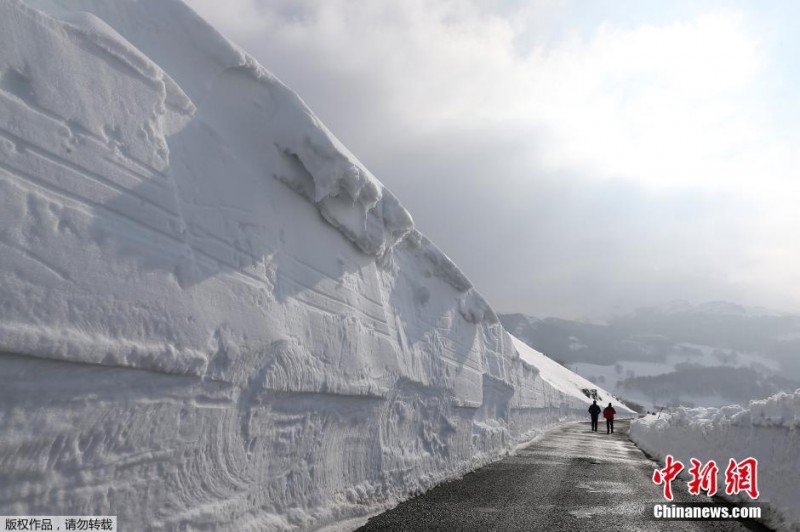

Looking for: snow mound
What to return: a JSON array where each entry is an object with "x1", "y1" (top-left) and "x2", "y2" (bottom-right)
[
  {"x1": 1, "y1": 0, "x2": 628, "y2": 529},
  {"x1": 630, "y1": 390, "x2": 800, "y2": 531},
  {"x1": 512, "y1": 336, "x2": 634, "y2": 411}
]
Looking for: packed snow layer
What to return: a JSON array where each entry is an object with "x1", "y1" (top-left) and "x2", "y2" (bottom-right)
[
  {"x1": 630, "y1": 390, "x2": 800, "y2": 531},
  {"x1": 0, "y1": 0, "x2": 630, "y2": 529},
  {"x1": 512, "y1": 337, "x2": 633, "y2": 410}
]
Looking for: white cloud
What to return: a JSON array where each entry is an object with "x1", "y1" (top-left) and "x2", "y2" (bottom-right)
[
  {"x1": 540, "y1": 12, "x2": 788, "y2": 190},
  {"x1": 183, "y1": 0, "x2": 800, "y2": 316},
  {"x1": 187, "y1": 1, "x2": 784, "y2": 185}
]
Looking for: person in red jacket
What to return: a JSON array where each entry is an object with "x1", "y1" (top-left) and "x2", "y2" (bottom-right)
[{"x1": 603, "y1": 403, "x2": 616, "y2": 434}]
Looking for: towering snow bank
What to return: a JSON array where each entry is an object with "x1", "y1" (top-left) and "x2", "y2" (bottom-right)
[
  {"x1": 630, "y1": 391, "x2": 800, "y2": 531},
  {"x1": 512, "y1": 336, "x2": 634, "y2": 411},
  {"x1": 0, "y1": 1, "x2": 629, "y2": 529}
]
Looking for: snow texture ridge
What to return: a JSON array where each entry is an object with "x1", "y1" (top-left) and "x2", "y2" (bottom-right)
[
  {"x1": 0, "y1": 1, "x2": 631, "y2": 529},
  {"x1": 630, "y1": 390, "x2": 800, "y2": 531}
]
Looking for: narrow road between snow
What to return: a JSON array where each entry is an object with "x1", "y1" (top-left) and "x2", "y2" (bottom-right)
[{"x1": 359, "y1": 420, "x2": 768, "y2": 531}]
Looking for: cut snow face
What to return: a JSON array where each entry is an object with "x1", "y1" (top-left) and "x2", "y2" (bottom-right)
[
  {"x1": 512, "y1": 336, "x2": 634, "y2": 411},
  {"x1": 0, "y1": 1, "x2": 630, "y2": 530}
]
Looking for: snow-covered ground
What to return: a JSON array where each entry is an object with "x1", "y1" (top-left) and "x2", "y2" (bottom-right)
[
  {"x1": 0, "y1": 1, "x2": 631, "y2": 530},
  {"x1": 513, "y1": 337, "x2": 631, "y2": 409},
  {"x1": 630, "y1": 390, "x2": 800, "y2": 531}
]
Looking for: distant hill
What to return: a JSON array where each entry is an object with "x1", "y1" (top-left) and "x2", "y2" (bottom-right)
[{"x1": 500, "y1": 302, "x2": 800, "y2": 408}]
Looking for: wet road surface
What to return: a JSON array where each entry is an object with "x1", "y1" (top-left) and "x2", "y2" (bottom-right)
[{"x1": 359, "y1": 420, "x2": 768, "y2": 531}]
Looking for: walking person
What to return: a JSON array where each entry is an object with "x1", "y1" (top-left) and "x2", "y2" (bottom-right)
[
  {"x1": 603, "y1": 403, "x2": 616, "y2": 434},
  {"x1": 588, "y1": 400, "x2": 601, "y2": 432}
]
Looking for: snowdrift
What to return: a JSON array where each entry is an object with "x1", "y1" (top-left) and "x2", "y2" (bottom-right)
[
  {"x1": 630, "y1": 390, "x2": 800, "y2": 531},
  {"x1": 0, "y1": 0, "x2": 631, "y2": 529}
]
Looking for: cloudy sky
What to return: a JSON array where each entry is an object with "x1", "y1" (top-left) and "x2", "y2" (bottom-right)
[{"x1": 186, "y1": 0, "x2": 800, "y2": 319}]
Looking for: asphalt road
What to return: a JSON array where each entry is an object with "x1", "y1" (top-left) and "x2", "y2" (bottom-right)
[{"x1": 359, "y1": 419, "x2": 768, "y2": 531}]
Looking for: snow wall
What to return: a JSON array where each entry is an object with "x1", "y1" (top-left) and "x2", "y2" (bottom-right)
[
  {"x1": 0, "y1": 1, "x2": 630, "y2": 529},
  {"x1": 630, "y1": 390, "x2": 800, "y2": 532}
]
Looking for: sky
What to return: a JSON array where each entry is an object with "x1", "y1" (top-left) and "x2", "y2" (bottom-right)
[{"x1": 185, "y1": 0, "x2": 800, "y2": 320}]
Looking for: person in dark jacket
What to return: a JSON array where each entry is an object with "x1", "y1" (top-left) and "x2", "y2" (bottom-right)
[
  {"x1": 588, "y1": 400, "x2": 601, "y2": 432},
  {"x1": 603, "y1": 403, "x2": 616, "y2": 434}
]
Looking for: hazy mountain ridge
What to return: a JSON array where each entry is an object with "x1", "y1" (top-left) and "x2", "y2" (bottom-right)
[{"x1": 500, "y1": 302, "x2": 800, "y2": 408}]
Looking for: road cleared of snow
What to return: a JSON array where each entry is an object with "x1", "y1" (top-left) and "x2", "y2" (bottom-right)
[{"x1": 361, "y1": 420, "x2": 764, "y2": 531}]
